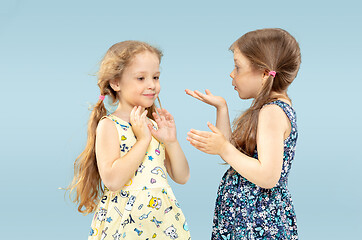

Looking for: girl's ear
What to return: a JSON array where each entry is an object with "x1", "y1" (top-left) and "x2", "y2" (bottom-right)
[
  {"x1": 261, "y1": 69, "x2": 269, "y2": 85},
  {"x1": 109, "y1": 78, "x2": 121, "y2": 92}
]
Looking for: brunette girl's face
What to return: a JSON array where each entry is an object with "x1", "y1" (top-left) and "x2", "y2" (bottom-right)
[
  {"x1": 115, "y1": 51, "x2": 160, "y2": 108},
  {"x1": 230, "y1": 48, "x2": 265, "y2": 99}
]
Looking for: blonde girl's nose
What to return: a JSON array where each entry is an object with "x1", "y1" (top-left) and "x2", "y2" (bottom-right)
[{"x1": 147, "y1": 78, "x2": 156, "y2": 89}]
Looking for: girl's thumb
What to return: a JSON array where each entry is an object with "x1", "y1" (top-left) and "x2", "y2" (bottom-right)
[{"x1": 207, "y1": 121, "x2": 219, "y2": 133}]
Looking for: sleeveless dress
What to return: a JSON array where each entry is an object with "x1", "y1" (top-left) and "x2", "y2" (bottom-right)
[
  {"x1": 89, "y1": 114, "x2": 191, "y2": 240},
  {"x1": 212, "y1": 100, "x2": 298, "y2": 240}
]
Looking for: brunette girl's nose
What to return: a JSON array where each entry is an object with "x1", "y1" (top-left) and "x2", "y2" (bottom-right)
[{"x1": 230, "y1": 69, "x2": 235, "y2": 79}]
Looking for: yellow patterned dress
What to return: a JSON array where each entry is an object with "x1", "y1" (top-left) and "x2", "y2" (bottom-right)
[{"x1": 89, "y1": 114, "x2": 191, "y2": 240}]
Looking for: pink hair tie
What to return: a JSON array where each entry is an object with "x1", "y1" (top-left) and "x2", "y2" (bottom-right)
[
  {"x1": 99, "y1": 95, "x2": 105, "y2": 101},
  {"x1": 269, "y1": 71, "x2": 276, "y2": 77}
]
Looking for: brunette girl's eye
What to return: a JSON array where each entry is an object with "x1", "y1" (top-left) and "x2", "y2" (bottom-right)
[
  {"x1": 154, "y1": 76, "x2": 159, "y2": 80},
  {"x1": 137, "y1": 77, "x2": 144, "y2": 81}
]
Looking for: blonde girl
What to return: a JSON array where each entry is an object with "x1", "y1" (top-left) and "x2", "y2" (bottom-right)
[
  {"x1": 186, "y1": 28, "x2": 301, "y2": 239},
  {"x1": 69, "y1": 41, "x2": 191, "y2": 239}
]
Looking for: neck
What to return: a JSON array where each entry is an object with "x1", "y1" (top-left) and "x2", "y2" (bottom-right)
[
  {"x1": 270, "y1": 91, "x2": 291, "y2": 104},
  {"x1": 112, "y1": 100, "x2": 146, "y2": 122}
]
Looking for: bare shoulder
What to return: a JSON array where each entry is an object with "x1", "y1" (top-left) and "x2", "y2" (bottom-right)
[
  {"x1": 259, "y1": 104, "x2": 289, "y2": 130},
  {"x1": 96, "y1": 117, "x2": 118, "y2": 137}
]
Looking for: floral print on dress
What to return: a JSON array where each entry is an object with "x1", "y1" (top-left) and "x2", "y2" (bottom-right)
[{"x1": 212, "y1": 100, "x2": 298, "y2": 240}]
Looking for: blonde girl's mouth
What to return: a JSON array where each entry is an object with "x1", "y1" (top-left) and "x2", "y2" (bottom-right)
[{"x1": 143, "y1": 93, "x2": 156, "y2": 98}]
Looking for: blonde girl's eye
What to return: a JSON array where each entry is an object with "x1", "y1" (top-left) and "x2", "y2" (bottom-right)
[
  {"x1": 137, "y1": 77, "x2": 145, "y2": 81},
  {"x1": 153, "y1": 76, "x2": 159, "y2": 80}
]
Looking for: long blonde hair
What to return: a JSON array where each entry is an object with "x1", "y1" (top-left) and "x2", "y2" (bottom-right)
[
  {"x1": 230, "y1": 28, "x2": 301, "y2": 156},
  {"x1": 68, "y1": 41, "x2": 163, "y2": 214}
]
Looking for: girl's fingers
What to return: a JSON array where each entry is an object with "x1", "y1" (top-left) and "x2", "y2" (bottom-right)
[
  {"x1": 152, "y1": 111, "x2": 160, "y2": 121},
  {"x1": 194, "y1": 90, "x2": 207, "y2": 99},
  {"x1": 187, "y1": 137, "x2": 207, "y2": 149},
  {"x1": 164, "y1": 109, "x2": 174, "y2": 121},
  {"x1": 135, "y1": 106, "x2": 141, "y2": 118},
  {"x1": 159, "y1": 109, "x2": 167, "y2": 122},
  {"x1": 189, "y1": 140, "x2": 207, "y2": 153},
  {"x1": 207, "y1": 122, "x2": 221, "y2": 134},
  {"x1": 189, "y1": 129, "x2": 211, "y2": 138},
  {"x1": 187, "y1": 131, "x2": 208, "y2": 144},
  {"x1": 205, "y1": 89, "x2": 213, "y2": 96},
  {"x1": 140, "y1": 109, "x2": 148, "y2": 120},
  {"x1": 130, "y1": 106, "x2": 137, "y2": 123},
  {"x1": 185, "y1": 89, "x2": 203, "y2": 101}
]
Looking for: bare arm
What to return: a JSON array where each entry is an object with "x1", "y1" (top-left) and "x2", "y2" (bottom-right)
[
  {"x1": 95, "y1": 107, "x2": 151, "y2": 191},
  {"x1": 164, "y1": 141, "x2": 190, "y2": 184},
  {"x1": 187, "y1": 105, "x2": 289, "y2": 189},
  {"x1": 185, "y1": 89, "x2": 232, "y2": 139},
  {"x1": 150, "y1": 108, "x2": 190, "y2": 184},
  {"x1": 215, "y1": 104, "x2": 232, "y2": 140}
]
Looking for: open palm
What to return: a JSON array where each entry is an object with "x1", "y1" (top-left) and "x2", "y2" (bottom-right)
[
  {"x1": 185, "y1": 89, "x2": 226, "y2": 108},
  {"x1": 149, "y1": 108, "x2": 177, "y2": 144}
]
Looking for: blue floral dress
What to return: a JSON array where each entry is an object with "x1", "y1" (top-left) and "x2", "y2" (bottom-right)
[{"x1": 212, "y1": 100, "x2": 298, "y2": 240}]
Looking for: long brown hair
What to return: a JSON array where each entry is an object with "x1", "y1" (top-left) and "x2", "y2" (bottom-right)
[
  {"x1": 230, "y1": 28, "x2": 301, "y2": 156},
  {"x1": 68, "y1": 41, "x2": 163, "y2": 214}
]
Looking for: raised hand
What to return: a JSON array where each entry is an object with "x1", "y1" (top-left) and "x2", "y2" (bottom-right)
[
  {"x1": 186, "y1": 122, "x2": 228, "y2": 155},
  {"x1": 149, "y1": 108, "x2": 177, "y2": 145},
  {"x1": 130, "y1": 106, "x2": 152, "y2": 143},
  {"x1": 185, "y1": 89, "x2": 227, "y2": 109}
]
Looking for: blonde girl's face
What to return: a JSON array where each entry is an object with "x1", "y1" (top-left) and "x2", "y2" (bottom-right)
[
  {"x1": 116, "y1": 51, "x2": 161, "y2": 108},
  {"x1": 230, "y1": 48, "x2": 265, "y2": 99}
]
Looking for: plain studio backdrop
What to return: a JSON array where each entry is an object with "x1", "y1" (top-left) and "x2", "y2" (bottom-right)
[{"x1": 1, "y1": 0, "x2": 361, "y2": 239}]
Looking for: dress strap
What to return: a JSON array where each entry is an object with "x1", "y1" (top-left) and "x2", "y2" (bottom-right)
[{"x1": 100, "y1": 115, "x2": 130, "y2": 143}]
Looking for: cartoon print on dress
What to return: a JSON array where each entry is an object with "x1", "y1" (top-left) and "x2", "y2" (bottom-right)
[
  {"x1": 148, "y1": 196, "x2": 162, "y2": 210},
  {"x1": 112, "y1": 230, "x2": 122, "y2": 240},
  {"x1": 148, "y1": 155, "x2": 154, "y2": 161},
  {"x1": 125, "y1": 179, "x2": 132, "y2": 186},
  {"x1": 121, "y1": 214, "x2": 135, "y2": 228},
  {"x1": 183, "y1": 221, "x2": 189, "y2": 231},
  {"x1": 150, "y1": 216, "x2": 163, "y2": 228},
  {"x1": 151, "y1": 167, "x2": 166, "y2": 178},
  {"x1": 155, "y1": 142, "x2": 161, "y2": 155},
  {"x1": 164, "y1": 206, "x2": 172, "y2": 214},
  {"x1": 97, "y1": 208, "x2": 107, "y2": 222},
  {"x1": 138, "y1": 204, "x2": 143, "y2": 210},
  {"x1": 139, "y1": 211, "x2": 152, "y2": 220},
  {"x1": 175, "y1": 213, "x2": 180, "y2": 221},
  {"x1": 174, "y1": 199, "x2": 180, "y2": 208},
  {"x1": 125, "y1": 195, "x2": 136, "y2": 211},
  {"x1": 101, "y1": 227, "x2": 108, "y2": 240},
  {"x1": 135, "y1": 163, "x2": 145, "y2": 176},
  {"x1": 114, "y1": 206, "x2": 123, "y2": 218},
  {"x1": 134, "y1": 228, "x2": 143, "y2": 236},
  {"x1": 120, "y1": 143, "x2": 129, "y2": 152},
  {"x1": 164, "y1": 225, "x2": 178, "y2": 239},
  {"x1": 121, "y1": 135, "x2": 127, "y2": 141},
  {"x1": 109, "y1": 117, "x2": 129, "y2": 130},
  {"x1": 150, "y1": 178, "x2": 156, "y2": 184},
  {"x1": 120, "y1": 190, "x2": 129, "y2": 198}
]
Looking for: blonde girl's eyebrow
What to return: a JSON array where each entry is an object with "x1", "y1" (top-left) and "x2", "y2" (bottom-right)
[{"x1": 134, "y1": 71, "x2": 161, "y2": 75}]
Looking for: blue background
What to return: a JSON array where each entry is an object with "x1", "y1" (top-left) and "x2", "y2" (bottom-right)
[{"x1": 1, "y1": 0, "x2": 361, "y2": 239}]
